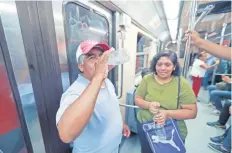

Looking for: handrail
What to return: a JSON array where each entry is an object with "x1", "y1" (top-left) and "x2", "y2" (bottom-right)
[{"x1": 119, "y1": 103, "x2": 139, "y2": 109}]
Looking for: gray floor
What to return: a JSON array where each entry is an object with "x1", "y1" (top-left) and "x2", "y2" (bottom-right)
[{"x1": 119, "y1": 86, "x2": 228, "y2": 153}]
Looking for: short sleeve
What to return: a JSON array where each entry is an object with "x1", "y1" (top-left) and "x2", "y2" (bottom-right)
[
  {"x1": 56, "y1": 91, "x2": 80, "y2": 125},
  {"x1": 179, "y1": 77, "x2": 196, "y2": 105},
  {"x1": 136, "y1": 75, "x2": 148, "y2": 98}
]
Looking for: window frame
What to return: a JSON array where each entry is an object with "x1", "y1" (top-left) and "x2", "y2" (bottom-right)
[{"x1": 62, "y1": 1, "x2": 113, "y2": 84}]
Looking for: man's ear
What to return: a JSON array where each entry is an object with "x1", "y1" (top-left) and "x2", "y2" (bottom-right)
[{"x1": 78, "y1": 64, "x2": 84, "y2": 73}]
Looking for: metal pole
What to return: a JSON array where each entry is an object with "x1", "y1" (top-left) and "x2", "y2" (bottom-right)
[
  {"x1": 182, "y1": 0, "x2": 198, "y2": 77},
  {"x1": 211, "y1": 23, "x2": 227, "y2": 85},
  {"x1": 119, "y1": 103, "x2": 139, "y2": 109}
]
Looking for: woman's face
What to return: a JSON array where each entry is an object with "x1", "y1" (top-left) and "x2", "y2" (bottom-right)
[{"x1": 155, "y1": 56, "x2": 175, "y2": 79}]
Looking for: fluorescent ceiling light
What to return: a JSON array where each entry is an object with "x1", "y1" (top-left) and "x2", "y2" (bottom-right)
[
  {"x1": 163, "y1": 0, "x2": 180, "y2": 20},
  {"x1": 162, "y1": 0, "x2": 180, "y2": 41}
]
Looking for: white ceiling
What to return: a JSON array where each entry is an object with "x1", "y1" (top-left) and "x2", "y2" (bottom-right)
[{"x1": 109, "y1": 0, "x2": 171, "y2": 43}]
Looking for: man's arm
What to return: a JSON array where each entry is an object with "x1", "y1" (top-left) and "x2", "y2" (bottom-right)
[
  {"x1": 186, "y1": 30, "x2": 231, "y2": 60},
  {"x1": 57, "y1": 51, "x2": 111, "y2": 143}
]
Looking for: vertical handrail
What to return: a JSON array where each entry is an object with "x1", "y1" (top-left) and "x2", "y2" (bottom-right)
[
  {"x1": 182, "y1": 0, "x2": 198, "y2": 77},
  {"x1": 211, "y1": 23, "x2": 227, "y2": 85},
  {"x1": 182, "y1": 1, "x2": 214, "y2": 78}
]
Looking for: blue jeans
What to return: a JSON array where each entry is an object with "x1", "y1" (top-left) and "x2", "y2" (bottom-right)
[
  {"x1": 202, "y1": 71, "x2": 209, "y2": 89},
  {"x1": 208, "y1": 85, "x2": 232, "y2": 110},
  {"x1": 223, "y1": 126, "x2": 231, "y2": 151}
]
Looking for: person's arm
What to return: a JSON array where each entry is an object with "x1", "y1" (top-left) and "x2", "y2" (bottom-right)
[
  {"x1": 200, "y1": 62, "x2": 218, "y2": 70},
  {"x1": 57, "y1": 51, "x2": 111, "y2": 143},
  {"x1": 186, "y1": 30, "x2": 231, "y2": 60},
  {"x1": 135, "y1": 75, "x2": 160, "y2": 112}
]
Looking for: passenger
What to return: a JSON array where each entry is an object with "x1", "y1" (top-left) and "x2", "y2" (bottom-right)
[
  {"x1": 135, "y1": 51, "x2": 197, "y2": 153},
  {"x1": 185, "y1": 30, "x2": 231, "y2": 60},
  {"x1": 202, "y1": 56, "x2": 219, "y2": 90},
  {"x1": 56, "y1": 40, "x2": 130, "y2": 153},
  {"x1": 207, "y1": 105, "x2": 231, "y2": 153},
  {"x1": 206, "y1": 101, "x2": 231, "y2": 129},
  {"x1": 190, "y1": 52, "x2": 219, "y2": 98},
  {"x1": 207, "y1": 75, "x2": 232, "y2": 115}
]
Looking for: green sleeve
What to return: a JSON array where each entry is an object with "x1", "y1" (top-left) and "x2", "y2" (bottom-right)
[
  {"x1": 179, "y1": 77, "x2": 196, "y2": 105},
  {"x1": 136, "y1": 75, "x2": 148, "y2": 98}
]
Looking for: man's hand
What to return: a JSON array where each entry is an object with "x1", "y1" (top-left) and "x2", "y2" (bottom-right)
[
  {"x1": 94, "y1": 49, "x2": 112, "y2": 81},
  {"x1": 222, "y1": 75, "x2": 231, "y2": 83},
  {"x1": 123, "y1": 124, "x2": 131, "y2": 138},
  {"x1": 229, "y1": 106, "x2": 232, "y2": 115},
  {"x1": 185, "y1": 30, "x2": 201, "y2": 45}
]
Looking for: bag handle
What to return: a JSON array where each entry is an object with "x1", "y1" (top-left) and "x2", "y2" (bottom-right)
[{"x1": 177, "y1": 76, "x2": 181, "y2": 109}]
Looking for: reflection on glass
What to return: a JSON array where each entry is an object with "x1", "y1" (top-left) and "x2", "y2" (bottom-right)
[
  {"x1": 0, "y1": 1, "x2": 46, "y2": 153},
  {"x1": 64, "y1": 2, "x2": 109, "y2": 83},
  {"x1": 0, "y1": 49, "x2": 27, "y2": 153}
]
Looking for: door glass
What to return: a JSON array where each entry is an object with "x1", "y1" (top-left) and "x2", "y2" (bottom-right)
[
  {"x1": 0, "y1": 48, "x2": 27, "y2": 153},
  {"x1": 0, "y1": 1, "x2": 46, "y2": 153},
  {"x1": 64, "y1": 2, "x2": 109, "y2": 83}
]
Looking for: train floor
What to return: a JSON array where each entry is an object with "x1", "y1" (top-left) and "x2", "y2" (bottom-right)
[{"x1": 119, "y1": 85, "x2": 230, "y2": 153}]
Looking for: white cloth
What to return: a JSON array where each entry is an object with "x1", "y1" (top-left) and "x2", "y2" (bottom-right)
[{"x1": 190, "y1": 59, "x2": 206, "y2": 77}]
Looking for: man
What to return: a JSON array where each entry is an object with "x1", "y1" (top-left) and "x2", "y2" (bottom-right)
[
  {"x1": 56, "y1": 40, "x2": 130, "y2": 153},
  {"x1": 207, "y1": 104, "x2": 231, "y2": 153},
  {"x1": 185, "y1": 30, "x2": 231, "y2": 60},
  {"x1": 207, "y1": 75, "x2": 231, "y2": 115}
]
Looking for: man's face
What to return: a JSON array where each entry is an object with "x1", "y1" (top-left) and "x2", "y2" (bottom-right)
[{"x1": 78, "y1": 48, "x2": 104, "y2": 80}]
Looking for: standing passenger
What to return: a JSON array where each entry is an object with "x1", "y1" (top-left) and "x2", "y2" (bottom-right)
[
  {"x1": 190, "y1": 52, "x2": 219, "y2": 98},
  {"x1": 135, "y1": 51, "x2": 197, "y2": 153},
  {"x1": 56, "y1": 40, "x2": 130, "y2": 153}
]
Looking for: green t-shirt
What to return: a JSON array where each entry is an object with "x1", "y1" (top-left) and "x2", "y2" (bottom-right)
[{"x1": 136, "y1": 74, "x2": 196, "y2": 139}]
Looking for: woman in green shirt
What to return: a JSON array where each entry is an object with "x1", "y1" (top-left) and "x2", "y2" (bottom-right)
[{"x1": 135, "y1": 50, "x2": 197, "y2": 153}]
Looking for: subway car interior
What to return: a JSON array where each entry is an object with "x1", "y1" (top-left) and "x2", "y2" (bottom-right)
[{"x1": 0, "y1": 0, "x2": 231, "y2": 153}]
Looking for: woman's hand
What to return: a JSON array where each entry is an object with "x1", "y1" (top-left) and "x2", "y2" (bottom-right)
[
  {"x1": 153, "y1": 110, "x2": 169, "y2": 126},
  {"x1": 148, "y1": 102, "x2": 160, "y2": 114}
]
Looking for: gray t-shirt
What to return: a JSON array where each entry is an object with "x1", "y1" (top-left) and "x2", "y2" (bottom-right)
[{"x1": 56, "y1": 75, "x2": 123, "y2": 153}]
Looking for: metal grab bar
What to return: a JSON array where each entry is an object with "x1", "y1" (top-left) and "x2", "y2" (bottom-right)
[{"x1": 119, "y1": 103, "x2": 139, "y2": 109}]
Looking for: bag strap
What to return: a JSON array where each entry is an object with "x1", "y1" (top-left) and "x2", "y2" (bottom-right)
[{"x1": 177, "y1": 76, "x2": 181, "y2": 109}]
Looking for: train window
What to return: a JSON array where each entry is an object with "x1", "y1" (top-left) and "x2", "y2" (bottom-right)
[
  {"x1": 64, "y1": 2, "x2": 109, "y2": 83},
  {"x1": 0, "y1": 46, "x2": 28, "y2": 153},
  {"x1": 135, "y1": 34, "x2": 152, "y2": 74},
  {"x1": 0, "y1": 1, "x2": 46, "y2": 152}
]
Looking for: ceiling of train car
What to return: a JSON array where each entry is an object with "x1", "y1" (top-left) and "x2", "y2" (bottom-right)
[
  {"x1": 107, "y1": 0, "x2": 171, "y2": 43},
  {"x1": 179, "y1": 0, "x2": 231, "y2": 37}
]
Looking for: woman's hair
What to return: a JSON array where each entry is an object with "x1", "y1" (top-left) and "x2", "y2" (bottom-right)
[
  {"x1": 196, "y1": 51, "x2": 205, "y2": 59},
  {"x1": 150, "y1": 50, "x2": 180, "y2": 76}
]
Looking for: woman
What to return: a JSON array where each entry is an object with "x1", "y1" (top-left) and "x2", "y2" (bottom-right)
[
  {"x1": 190, "y1": 52, "x2": 219, "y2": 97},
  {"x1": 135, "y1": 51, "x2": 197, "y2": 153}
]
